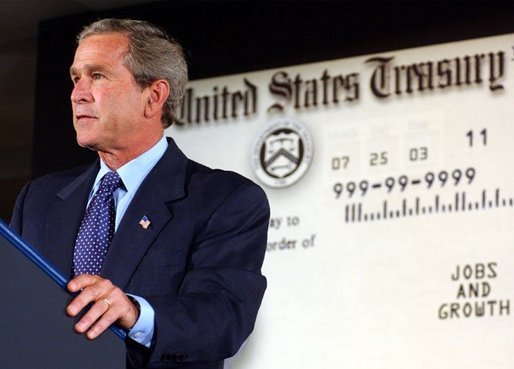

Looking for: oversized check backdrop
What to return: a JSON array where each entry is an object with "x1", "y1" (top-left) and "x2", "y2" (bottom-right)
[{"x1": 167, "y1": 34, "x2": 514, "y2": 369}]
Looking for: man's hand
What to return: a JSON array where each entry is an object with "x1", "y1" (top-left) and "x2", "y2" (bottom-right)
[{"x1": 66, "y1": 275, "x2": 139, "y2": 339}]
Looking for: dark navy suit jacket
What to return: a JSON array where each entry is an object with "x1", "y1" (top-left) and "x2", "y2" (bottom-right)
[{"x1": 10, "y1": 138, "x2": 269, "y2": 369}]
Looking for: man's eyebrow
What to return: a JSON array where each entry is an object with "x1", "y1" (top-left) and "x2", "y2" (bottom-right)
[{"x1": 70, "y1": 64, "x2": 109, "y2": 77}]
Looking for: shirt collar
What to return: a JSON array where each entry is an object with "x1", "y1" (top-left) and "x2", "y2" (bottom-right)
[{"x1": 94, "y1": 135, "x2": 168, "y2": 194}]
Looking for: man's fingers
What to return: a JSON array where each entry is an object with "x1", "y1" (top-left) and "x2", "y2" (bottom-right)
[
  {"x1": 66, "y1": 276, "x2": 115, "y2": 317},
  {"x1": 76, "y1": 295, "x2": 131, "y2": 338},
  {"x1": 65, "y1": 275, "x2": 138, "y2": 338},
  {"x1": 67, "y1": 274, "x2": 100, "y2": 293},
  {"x1": 85, "y1": 306, "x2": 120, "y2": 339},
  {"x1": 74, "y1": 298, "x2": 111, "y2": 333}
]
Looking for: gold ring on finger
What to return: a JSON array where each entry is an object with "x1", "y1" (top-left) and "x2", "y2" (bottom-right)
[{"x1": 103, "y1": 298, "x2": 112, "y2": 308}]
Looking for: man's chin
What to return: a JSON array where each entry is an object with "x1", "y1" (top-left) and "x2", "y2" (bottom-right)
[{"x1": 76, "y1": 136, "x2": 100, "y2": 152}]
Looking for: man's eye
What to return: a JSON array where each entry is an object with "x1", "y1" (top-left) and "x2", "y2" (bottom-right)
[{"x1": 92, "y1": 73, "x2": 104, "y2": 80}]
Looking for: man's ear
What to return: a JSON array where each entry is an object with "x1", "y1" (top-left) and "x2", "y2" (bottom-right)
[{"x1": 144, "y1": 79, "x2": 170, "y2": 119}]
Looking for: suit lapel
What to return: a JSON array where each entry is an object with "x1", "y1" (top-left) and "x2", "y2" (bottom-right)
[
  {"x1": 101, "y1": 138, "x2": 188, "y2": 289},
  {"x1": 45, "y1": 162, "x2": 99, "y2": 277}
]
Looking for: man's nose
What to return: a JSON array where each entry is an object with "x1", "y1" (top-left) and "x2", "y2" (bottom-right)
[{"x1": 71, "y1": 79, "x2": 93, "y2": 104}]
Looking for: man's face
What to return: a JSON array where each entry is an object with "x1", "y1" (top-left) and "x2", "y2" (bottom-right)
[{"x1": 70, "y1": 33, "x2": 147, "y2": 152}]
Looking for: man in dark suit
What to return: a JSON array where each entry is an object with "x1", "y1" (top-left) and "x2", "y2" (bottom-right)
[{"x1": 10, "y1": 18, "x2": 269, "y2": 369}]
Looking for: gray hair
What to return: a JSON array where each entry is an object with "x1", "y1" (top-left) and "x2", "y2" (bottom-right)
[{"x1": 77, "y1": 18, "x2": 188, "y2": 127}]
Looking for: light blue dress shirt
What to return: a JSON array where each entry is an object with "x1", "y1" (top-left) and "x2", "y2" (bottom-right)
[{"x1": 87, "y1": 135, "x2": 168, "y2": 347}]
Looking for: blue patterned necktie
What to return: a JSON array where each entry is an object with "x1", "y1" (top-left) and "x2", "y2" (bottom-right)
[{"x1": 73, "y1": 171, "x2": 122, "y2": 276}]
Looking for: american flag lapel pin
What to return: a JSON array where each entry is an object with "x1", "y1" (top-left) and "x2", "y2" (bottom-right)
[{"x1": 139, "y1": 215, "x2": 151, "y2": 230}]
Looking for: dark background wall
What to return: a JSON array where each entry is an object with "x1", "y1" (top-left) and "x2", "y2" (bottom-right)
[{"x1": 4, "y1": 1, "x2": 514, "y2": 220}]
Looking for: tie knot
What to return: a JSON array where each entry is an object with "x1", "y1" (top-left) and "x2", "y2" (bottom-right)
[{"x1": 100, "y1": 171, "x2": 122, "y2": 193}]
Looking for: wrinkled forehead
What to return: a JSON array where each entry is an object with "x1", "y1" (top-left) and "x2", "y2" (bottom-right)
[{"x1": 70, "y1": 33, "x2": 130, "y2": 72}]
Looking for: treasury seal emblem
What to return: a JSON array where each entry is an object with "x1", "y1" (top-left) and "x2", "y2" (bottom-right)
[{"x1": 252, "y1": 118, "x2": 313, "y2": 188}]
